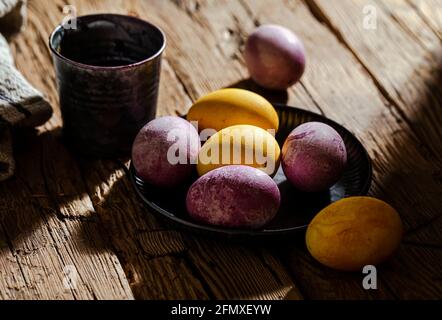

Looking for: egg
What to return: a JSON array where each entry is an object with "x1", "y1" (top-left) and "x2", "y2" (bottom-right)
[
  {"x1": 186, "y1": 165, "x2": 281, "y2": 229},
  {"x1": 197, "y1": 124, "x2": 281, "y2": 177},
  {"x1": 306, "y1": 197, "x2": 403, "y2": 271},
  {"x1": 187, "y1": 88, "x2": 279, "y2": 132},
  {"x1": 282, "y1": 122, "x2": 347, "y2": 192},
  {"x1": 132, "y1": 116, "x2": 201, "y2": 187},
  {"x1": 245, "y1": 24, "x2": 306, "y2": 90}
]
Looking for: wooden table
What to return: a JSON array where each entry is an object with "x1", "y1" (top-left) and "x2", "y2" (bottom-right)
[{"x1": 0, "y1": 0, "x2": 441, "y2": 300}]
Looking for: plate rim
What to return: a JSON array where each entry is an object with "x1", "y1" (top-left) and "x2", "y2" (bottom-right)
[{"x1": 129, "y1": 104, "x2": 373, "y2": 238}]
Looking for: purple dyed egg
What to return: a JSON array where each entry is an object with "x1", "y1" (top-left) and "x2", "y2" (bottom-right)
[
  {"x1": 282, "y1": 122, "x2": 347, "y2": 192},
  {"x1": 186, "y1": 165, "x2": 281, "y2": 229},
  {"x1": 245, "y1": 24, "x2": 306, "y2": 90},
  {"x1": 132, "y1": 116, "x2": 201, "y2": 188}
]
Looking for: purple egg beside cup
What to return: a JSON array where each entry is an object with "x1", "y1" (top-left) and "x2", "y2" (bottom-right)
[{"x1": 49, "y1": 14, "x2": 166, "y2": 157}]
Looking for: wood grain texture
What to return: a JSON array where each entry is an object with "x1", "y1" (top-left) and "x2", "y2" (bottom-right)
[
  {"x1": 80, "y1": 160, "x2": 209, "y2": 299},
  {"x1": 0, "y1": 0, "x2": 133, "y2": 300},
  {"x1": 307, "y1": 0, "x2": 442, "y2": 158},
  {"x1": 406, "y1": 0, "x2": 442, "y2": 40},
  {"x1": 242, "y1": 0, "x2": 441, "y2": 299},
  {"x1": 133, "y1": 0, "x2": 303, "y2": 300},
  {"x1": 0, "y1": 0, "x2": 440, "y2": 299},
  {"x1": 0, "y1": 131, "x2": 134, "y2": 299},
  {"x1": 0, "y1": 225, "x2": 28, "y2": 299},
  {"x1": 304, "y1": 0, "x2": 442, "y2": 298},
  {"x1": 6, "y1": 0, "x2": 210, "y2": 300},
  {"x1": 41, "y1": 0, "x2": 303, "y2": 300},
  {"x1": 160, "y1": 0, "x2": 389, "y2": 299}
]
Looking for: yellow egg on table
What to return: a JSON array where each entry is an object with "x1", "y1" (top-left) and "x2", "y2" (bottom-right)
[
  {"x1": 306, "y1": 197, "x2": 403, "y2": 272},
  {"x1": 197, "y1": 125, "x2": 280, "y2": 177},
  {"x1": 187, "y1": 88, "x2": 279, "y2": 132}
]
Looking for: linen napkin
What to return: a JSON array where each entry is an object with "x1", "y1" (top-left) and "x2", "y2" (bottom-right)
[{"x1": 0, "y1": 0, "x2": 52, "y2": 181}]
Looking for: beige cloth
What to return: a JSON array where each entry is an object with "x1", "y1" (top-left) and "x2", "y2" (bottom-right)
[{"x1": 0, "y1": 0, "x2": 52, "y2": 181}]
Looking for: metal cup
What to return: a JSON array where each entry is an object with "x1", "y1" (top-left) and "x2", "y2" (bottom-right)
[{"x1": 49, "y1": 14, "x2": 166, "y2": 157}]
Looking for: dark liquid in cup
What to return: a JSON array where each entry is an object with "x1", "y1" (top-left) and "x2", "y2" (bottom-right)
[{"x1": 59, "y1": 20, "x2": 162, "y2": 67}]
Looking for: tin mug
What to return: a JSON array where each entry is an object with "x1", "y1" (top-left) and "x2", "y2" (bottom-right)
[{"x1": 49, "y1": 14, "x2": 166, "y2": 157}]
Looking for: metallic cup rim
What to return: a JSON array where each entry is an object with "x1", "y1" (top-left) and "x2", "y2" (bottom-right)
[{"x1": 49, "y1": 13, "x2": 167, "y2": 70}]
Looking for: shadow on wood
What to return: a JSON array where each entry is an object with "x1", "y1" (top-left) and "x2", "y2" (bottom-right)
[
  {"x1": 0, "y1": 127, "x2": 135, "y2": 299},
  {"x1": 0, "y1": 128, "x2": 54, "y2": 257},
  {"x1": 76, "y1": 158, "x2": 301, "y2": 299},
  {"x1": 226, "y1": 78, "x2": 289, "y2": 105},
  {"x1": 373, "y1": 49, "x2": 442, "y2": 236}
]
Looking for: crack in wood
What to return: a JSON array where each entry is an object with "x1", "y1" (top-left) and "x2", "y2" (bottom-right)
[
  {"x1": 163, "y1": 58, "x2": 197, "y2": 105},
  {"x1": 38, "y1": 150, "x2": 91, "y2": 300},
  {"x1": 406, "y1": 0, "x2": 442, "y2": 41},
  {"x1": 377, "y1": 1, "x2": 433, "y2": 52},
  {"x1": 298, "y1": 82, "x2": 325, "y2": 116},
  {"x1": 0, "y1": 223, "x2": 33, "y2": 296}
]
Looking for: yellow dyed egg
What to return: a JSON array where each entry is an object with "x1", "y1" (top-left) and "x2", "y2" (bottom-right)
[
  {"x1": 306, "y1": 197, "x2": 403, "y2": 271},
  {"x1": 197, "y1": 125, "x2": 280, "y2": 176},
  {"x1": 187, "y1": 88, "x2": 279, "y2": 132}
]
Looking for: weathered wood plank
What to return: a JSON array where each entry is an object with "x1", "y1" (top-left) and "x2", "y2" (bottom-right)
[
  {"x1": 183, "y1": 0, "x2": 394, "y2": 299},
  {"x1": 135, "y1": 0, "x2": 304, "y2": 300},
  {"x1": 243, "y1": 0, "x2": 441, "y2": 299},
  {"x1": 287, "y1": 0, "x2": 442, "y2": 237},
  {"x1": 407, "y1": 0, "x2": 442, "y2": 40},
  {"x1": 12, "y1": 0, "x2": 209, "y2": 300},
  {"x1": 0, "y1": 0, "x2": 135, "y2": 299},
  {"x1": 168, "y1": 0, "x2": 323, "y2": 114},
  {"x1": 0, "y1": 224, "x2": 28, "y2": 299},
  {"x1": 366, "y1": 0, "x2": 442, "y2": 246},
  {"x1": 80, "y1": 159, "x2": 209, "y2": 299},
  {"x1": 307, "y1": 0, "x2": 442, "y2": 159},
  {"x1": 377, "y1": 0, "x2": 441, "y2": 52},
  {"x1": 307, "y1": 0, "x2": 442, "y2": 247},
  {"x1": 1, "y1": 0, "x2": 439, "y2": 300},
  {"x1": 0, "y1": 129, "x2": 135, "y2": 299},
  {"x1": 40, "y1": 0, "x2": 303, "y2": 300}
]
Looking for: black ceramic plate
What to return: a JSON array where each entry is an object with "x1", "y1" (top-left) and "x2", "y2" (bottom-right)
[{"x1": 130, "y1": 104, "x2": 372, "y2": 239}]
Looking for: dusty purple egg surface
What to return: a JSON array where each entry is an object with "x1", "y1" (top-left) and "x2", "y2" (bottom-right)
[
  {"x1": 245, "y1": 24, "x2": 306, "y2": 90},
  {"x1": 282, "y1": 122, "x2": 347, "y2": 192},
  {"x1": 132, "y1": 116, "x2": 201, "y2": 188},
  {"x1": 186, "y1": 165, "x2": 281, "y2": 229}
]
